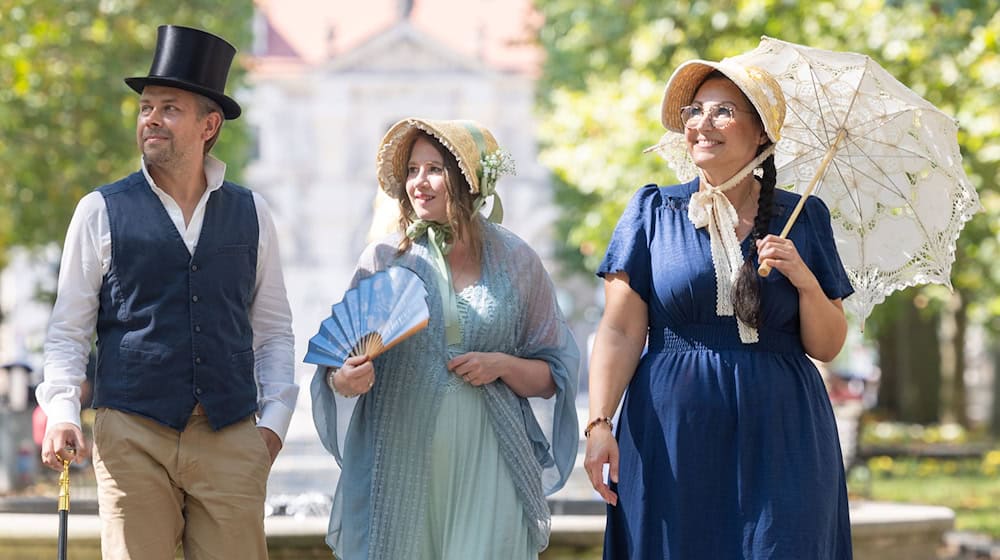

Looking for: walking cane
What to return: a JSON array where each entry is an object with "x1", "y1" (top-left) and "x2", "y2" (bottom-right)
[{"x1": 57, "y1": 446, "x2": 75, "y2": 560}]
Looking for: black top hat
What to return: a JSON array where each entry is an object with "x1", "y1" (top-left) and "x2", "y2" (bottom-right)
[{"x1": 125, "y1": 25, "x2": 242, "y2": 120}]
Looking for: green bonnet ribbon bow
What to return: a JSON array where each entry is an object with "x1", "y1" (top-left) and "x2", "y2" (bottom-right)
[
  {"x1": 405, "y1": 219, "x2": 462, "y2": 345},
  {"x1": 464, "y1": 123, "x2": 512, "y2": 225},
  {"x1": 406, "y1": 124, "x2": 515, "y2": 347}
]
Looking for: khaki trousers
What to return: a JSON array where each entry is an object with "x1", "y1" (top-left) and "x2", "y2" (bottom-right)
[{"x1": 92, "y1": 408, "x2": 272, "y2": 560}]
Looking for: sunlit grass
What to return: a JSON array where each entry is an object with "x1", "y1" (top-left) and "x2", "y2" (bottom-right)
[{"x1": 851, "y1": 459, "x2": 1000, "y2": 538}]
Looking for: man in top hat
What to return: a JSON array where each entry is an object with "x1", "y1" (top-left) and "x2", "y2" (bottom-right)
[{"x1": 36, "y1": 25, "x2": 296, "y2": 559}]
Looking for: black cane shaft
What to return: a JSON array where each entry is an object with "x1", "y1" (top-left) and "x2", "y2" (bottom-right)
[{"x1": 58, "y1": 510, "x2": 68, "y2": 560}]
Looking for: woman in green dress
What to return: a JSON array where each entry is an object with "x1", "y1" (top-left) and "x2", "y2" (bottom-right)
[{"x1": 311, "y1": 118, "x2": 580, "y2": 560}]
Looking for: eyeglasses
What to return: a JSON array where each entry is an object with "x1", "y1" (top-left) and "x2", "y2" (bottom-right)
[{"x1": 679, "y1": 103, "x2": 751, "y2": 129}]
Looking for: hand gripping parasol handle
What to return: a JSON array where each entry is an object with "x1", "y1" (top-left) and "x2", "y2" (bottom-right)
[{"x1": 758, "y1": 128, "x2": 847, "y2": 277}]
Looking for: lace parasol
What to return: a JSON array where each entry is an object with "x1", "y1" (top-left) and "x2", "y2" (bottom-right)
[{"x1": 728, "y1": 36, "x2": 981, "y2": 324}]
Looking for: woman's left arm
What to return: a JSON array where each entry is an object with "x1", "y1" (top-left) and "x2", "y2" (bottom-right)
[
  {"x1": 757, "y1": 234, "x2": 848, "y2": 361},
  {"x1": 447, "y1": 234, "x2": 577, "y2": 399},
  {"x1": 448, "y1": 353, "x2": 555, "y2": 398}
]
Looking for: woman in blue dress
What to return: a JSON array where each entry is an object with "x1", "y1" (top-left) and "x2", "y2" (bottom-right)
[
  {"x1": 583, "y1": 59, "x2": 855, "y2": 558},
  {"x1": 311, "y1": 118, "x2": 580, "y2": 560}
]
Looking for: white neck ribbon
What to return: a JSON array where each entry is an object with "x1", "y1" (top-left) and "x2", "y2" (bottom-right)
[{"x1": 687, "y1": 145, "x2": 775, "y2": 344}]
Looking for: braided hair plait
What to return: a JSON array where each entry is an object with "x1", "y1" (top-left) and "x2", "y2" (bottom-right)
[{"x1": 732, "y1": 150, "x2": 776, "y2": 329}]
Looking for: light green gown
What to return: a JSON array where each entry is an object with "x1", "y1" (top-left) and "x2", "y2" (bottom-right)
[{"x1": 418, "y1": 287, "x2": 537, "y2": 560}]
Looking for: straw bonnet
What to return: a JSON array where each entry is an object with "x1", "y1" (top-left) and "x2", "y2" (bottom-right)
[
  {"x1": 376, "y1": 118, "x2": 513, "y2": 202},
  {"x1": 660, "y1": 59, "x2": 785, "y2": 143}
]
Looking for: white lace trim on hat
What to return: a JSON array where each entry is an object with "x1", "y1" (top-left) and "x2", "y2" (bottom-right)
[{"x1": 378, "y1": 120, "x2": 479, "y2": 198}]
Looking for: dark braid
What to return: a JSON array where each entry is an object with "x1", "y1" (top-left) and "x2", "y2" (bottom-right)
[{"x1": 732, "y1": 149, "x2": 776, "y2": 329}]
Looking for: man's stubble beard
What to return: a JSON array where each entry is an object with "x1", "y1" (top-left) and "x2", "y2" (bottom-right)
[{"x1": 142, "y1": 140, "x2": 185, "y2": 168}]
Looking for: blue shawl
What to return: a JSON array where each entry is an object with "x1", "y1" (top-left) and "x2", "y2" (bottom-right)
[{"x1": 311, "y1": 221, "x2": 580, "y2": 559}]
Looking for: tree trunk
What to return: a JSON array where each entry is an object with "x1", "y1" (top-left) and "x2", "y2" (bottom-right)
[
  {"x1": 875, "y1": 291, "x2": 942, "y2": 423},
  {"x1": 901, "y1": 298, "x2": 942, "y2": 423},
  {"x1": 875, "y1": 319, "x2": 900, "y2": 417},
  {"x1": 939, "y1": 291, "x2": 969, "y2": 426},
  {"x1": 950, "y1": 295, "x2": 969, "y2": 427}
]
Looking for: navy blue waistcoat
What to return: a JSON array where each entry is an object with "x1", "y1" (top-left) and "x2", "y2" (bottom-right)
[{"x1": 93, "y1": 172, "x2": 259, "y2": 431}]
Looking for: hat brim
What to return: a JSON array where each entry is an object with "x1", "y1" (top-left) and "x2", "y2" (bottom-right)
[
  {"x1": 660, "y1": 59, "x2": 782, "y2": 142},
  {"x1": 661, "y1": 61, "x2": 720, "y2": 132},
  {"x1": 125, "y1": 76, "x2": 241, "y2": 120}
]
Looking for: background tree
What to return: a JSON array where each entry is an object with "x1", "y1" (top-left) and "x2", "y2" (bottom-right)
[
  {"x1": 0, "y1": 1, "x2": 253, "y2": 270},
  {"x1": 535, "y1": 0, "x2": 1000, "y2": 425}
]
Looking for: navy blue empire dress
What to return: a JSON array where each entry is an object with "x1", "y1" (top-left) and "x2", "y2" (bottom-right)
[{"x1": 598, "y1": 180, "x2": 854, "y2": 559}]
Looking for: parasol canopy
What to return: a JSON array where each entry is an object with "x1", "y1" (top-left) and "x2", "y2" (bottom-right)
[{"x1": 727, "y1": 36, "x2": 981, "y2": 323}]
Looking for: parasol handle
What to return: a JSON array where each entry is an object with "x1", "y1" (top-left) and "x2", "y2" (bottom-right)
[{"x1": 758, "y1": 128, "x2": 847, "y2": 277}]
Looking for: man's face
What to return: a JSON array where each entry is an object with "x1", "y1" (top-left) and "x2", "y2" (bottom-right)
[{"x1": 136, "y1": 86, "x2": 219, "y2": 168}]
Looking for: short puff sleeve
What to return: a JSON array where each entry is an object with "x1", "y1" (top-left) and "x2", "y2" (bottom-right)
[
  {"x1": 802, "y1": 196, "x2": 854, "y2": 301},
  {"x1": 596, "y1": 184, "x2": 661, "y2": 303}
]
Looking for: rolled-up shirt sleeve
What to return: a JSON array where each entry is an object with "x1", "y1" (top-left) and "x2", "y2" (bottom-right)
[
  {"x1": 37, "y1": 192, "x2": 109, "y2": 429},
  {"x1": 250, "y1": 193, "x2": 298, "y2": 442}
]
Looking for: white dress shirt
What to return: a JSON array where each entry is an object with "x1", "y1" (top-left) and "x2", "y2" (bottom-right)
[{"x1": 37, "y1": 155, "x2": 298, "y2": 441}]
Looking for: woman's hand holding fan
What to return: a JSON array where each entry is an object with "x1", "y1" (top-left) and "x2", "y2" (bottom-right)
[
  {"x1": 304, "y1": 266, "x2": 430, "y2": 371},
  {"x1": 327, "y1": 355, "x2": 375, "y2": 398}
]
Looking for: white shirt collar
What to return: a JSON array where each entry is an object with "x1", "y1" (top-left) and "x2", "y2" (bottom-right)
[{"x1": 139, "y1": 153, "x2": 228, "y2": 193}]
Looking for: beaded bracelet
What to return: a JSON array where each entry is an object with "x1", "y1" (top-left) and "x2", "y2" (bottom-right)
[
  {"x1": 584, "y1": 416, "x2": 614, "y2": 438},
  {"x1": 326, "y1": 368, "x2": 357, "y2": 399}
]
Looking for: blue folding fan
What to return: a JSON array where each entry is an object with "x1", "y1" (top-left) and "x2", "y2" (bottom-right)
[{"x1": 304, "y1": 266, "x2": 430, "y2": 368}]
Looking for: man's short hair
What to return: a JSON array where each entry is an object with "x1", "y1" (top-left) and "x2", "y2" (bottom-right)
[
  {"x1": 194, "y1": 92, "x2": 225, "y2": 153},
  {"x1": 195, "y1": 93, "x2": 224, "y2": 119}
]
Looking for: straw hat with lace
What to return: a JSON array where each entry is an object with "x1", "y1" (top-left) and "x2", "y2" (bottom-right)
[
  {"x1": 376, "y1": 118, "x2": 513, "y2": 224},
  {"x1": 661, "y1": 59, "x2": 785, "y2": 143}
]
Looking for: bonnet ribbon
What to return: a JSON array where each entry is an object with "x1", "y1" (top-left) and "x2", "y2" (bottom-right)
[
  {"x1": 406, "y1": 220, "x2": 462, "y2": 345},
  {"x1": 463, "y1": 123, "x2": 504, "y2": 224},
  {"x1": 406, "y1": 124, "x2": 506, "y2": 347},
  {"x1": 687, "y1": 145, "x2": 775, "y2": 344}
]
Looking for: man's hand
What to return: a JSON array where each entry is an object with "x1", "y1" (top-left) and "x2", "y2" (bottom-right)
[
  {"x1": 257, "y1": 427, "x2": 282, "y2": 465},
  {"x1": 41, "y1": 423, "x2": 86, "y2": 471}
]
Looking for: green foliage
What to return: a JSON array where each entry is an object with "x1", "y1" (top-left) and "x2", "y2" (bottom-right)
[
  {"x1": 0, "y1": 0, "x2": 253, "y2": 267},
  {"x1": 535, "y1": 0, "x2": 1000, "y2": 328}
]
